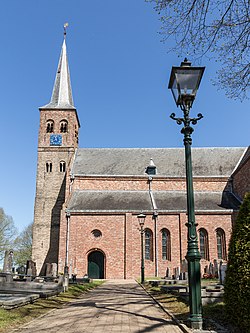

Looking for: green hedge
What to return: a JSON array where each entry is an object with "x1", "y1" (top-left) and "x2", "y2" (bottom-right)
[{"x1": 224, "y1": 192, "x2": 250, "y2": 332}]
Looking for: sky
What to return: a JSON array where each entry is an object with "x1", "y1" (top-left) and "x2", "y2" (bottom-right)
[{"x1": 0, "y1": 0, "x2": 249, "y2": 233}]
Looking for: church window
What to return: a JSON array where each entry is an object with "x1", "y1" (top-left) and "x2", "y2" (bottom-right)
[
  {"x1": 91, "y1": 229, "x2": 102, "y2": 238},
  {"x1": 216, "y1": 228, "x2": 227, "y2": 260},
  {"x1": 199, "y1": 228, "x2": 209, "y2": 260},
  {"x1": 60, "y1": 161, "x2": 66, "y2": 172},
  {"x1": 46, "y1": 120, "x2": 54, "y2": 133},
  {"x1": 60, "y1": 120, "x2": 68, "y2": 133},
  {"x1": 46, "y1": 162, "x2": 52, "y2": 172},
  {"x1": 161, "y1": 228, "x2": 171, "y2": 261},
  {"x1": 145, "y1": 228, "x2": 153, "y2": 261}
]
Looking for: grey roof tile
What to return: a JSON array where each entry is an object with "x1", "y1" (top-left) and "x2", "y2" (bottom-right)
[
  {"x1": 67, "y1": 190, "x2": 240, "y2": 213},
  {"x1": 72, "y1": 147, "x2": 246, "y2": 177}
]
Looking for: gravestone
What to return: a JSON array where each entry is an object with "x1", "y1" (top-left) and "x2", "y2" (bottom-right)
[
  {"x1": 174, "y1": 267, "x2": 180, "y2": 280},
  {"x1": 17, "y1": 265, "x2": 26, "y2": 275},
  {"x1": 3, "y1": 250, "x2": 13, "y2": 273},
  {"x1": 165, "y1": 267, "x2": 170, "y2": 278},
  {"x1": 180, "y1": 259, "x2": 188, "y2": 279},
  {"x1": 45, "y1": 263, "x2": 52, "y2": 276},
  {"x1": 58, "y1": 259, "x2": 63, "y2": 274},
  {"x1": 209, "y1": 262, "x2": 213, "y2": 276},
  {"x1": 51, "y1": 263, "x2": 57, "y2": 277},
  {"x1": 26, "y1": 260, "x2": 37, "y2": 276},
  {"x1": 219, "y1": 261, "x2": 227, "y2": 284},
  {"x1": 213, "y1": 259, "x2": 219, "y2": 278},
  {"x1": 26, "y1": 268, "x2": 33, "y2": 281}
]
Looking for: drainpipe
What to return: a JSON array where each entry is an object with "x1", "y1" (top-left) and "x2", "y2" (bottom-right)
[
  {"x1": 64, "y1": 210, "x2": 71, "y2": 291},
  {"x1": 148, "y1": 176, "x2": 159, "y2": 277},
  {"x1": 153, "y1": 210, "x2": 158, "y2": 277}
]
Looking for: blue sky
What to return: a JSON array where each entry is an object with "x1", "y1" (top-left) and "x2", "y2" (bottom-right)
[{"x1": 0, "y1": 0, "x2": 249, "y2": 232}]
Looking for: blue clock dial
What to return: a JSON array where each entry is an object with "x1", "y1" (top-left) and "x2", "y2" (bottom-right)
[{"x1": 50, "y1": 134, "x2": 62, "y2": 146}]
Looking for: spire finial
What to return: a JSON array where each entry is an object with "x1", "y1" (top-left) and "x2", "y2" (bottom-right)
[
  {"x1": 40, "y1": 23, "x2": 75, "y2": 109},
  {"x1": 64, "y1": 22, "x2": 69, "y2": 39}
]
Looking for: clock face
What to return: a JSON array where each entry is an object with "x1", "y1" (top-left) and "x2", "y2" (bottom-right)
[{"x1": 50, "y1": 134, "x2": 62, "y2": 146}]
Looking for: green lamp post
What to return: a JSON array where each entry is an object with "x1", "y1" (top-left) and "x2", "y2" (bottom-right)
[
  {"x1": 137, "y1": 213, "x2": 146, "y2": 284},
  {"x1": 168, "y1": 58, "x2": 205, "y2": 330}
]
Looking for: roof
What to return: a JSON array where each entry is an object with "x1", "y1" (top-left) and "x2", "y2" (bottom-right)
[
  {"x1": 71, "y1": 147, "x2": 246, "y2": 177},
  {"x1": 40, "y1": 39, "x2": 75, "y2": 110},
  {"x1": 67, "y1": 190, "x2": 240, "y2": 213},
  {"x1": 232, "y1": 146, "x2": 250, "y2": 175}
]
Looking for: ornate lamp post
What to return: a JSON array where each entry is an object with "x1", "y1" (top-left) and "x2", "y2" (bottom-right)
[
  {"x1": 137, "y1": 213, "x2": 146, "y2": 284},
  {"x1": 168, "y1": 58, "x2": 205, "y2": 330}
]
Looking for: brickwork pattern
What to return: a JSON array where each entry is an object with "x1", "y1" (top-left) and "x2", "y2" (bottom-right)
[
  {"x1": 58, "y1": 209, "x2": 233, "y2": 279},
  {"x1": 233, "y1": 158, "x2": 250, "y2": 200},
  {"x1": 32, "y1": 108, "x2": 79, "y2": 274},
  {"x1": 73, "y1": 176, "x2": 229, "y2": 192},
  {"x1": 33, "y1": 108, "x2": 247, "y2": 279}
]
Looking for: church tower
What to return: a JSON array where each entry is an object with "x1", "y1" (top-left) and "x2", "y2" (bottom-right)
[{"x1": 32, "y1": 31, "x2": 80, "y2": 275}]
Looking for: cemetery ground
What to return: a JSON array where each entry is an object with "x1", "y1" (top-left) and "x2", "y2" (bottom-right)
[
  {"x1": 0, "y1": 281, "x2": 103, "y2": 333},
  {"x1": 144, "y1": 279, "x2": 243, "y2": 333},
  {"x1": 0, "y1": 279, "x2": 243, "y2": 333}
]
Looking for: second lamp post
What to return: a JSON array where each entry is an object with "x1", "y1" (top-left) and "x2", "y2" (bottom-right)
[{"x1": 137, "y1": 213, "x2": 146, "y2": 284}]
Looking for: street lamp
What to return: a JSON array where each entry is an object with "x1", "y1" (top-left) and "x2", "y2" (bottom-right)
[
  {"x1": 168, "y1": 58, "x2": 205, "y2": 330},
  {"x1": 137, "y1": 213, "x2": 146, "y2": 284}
]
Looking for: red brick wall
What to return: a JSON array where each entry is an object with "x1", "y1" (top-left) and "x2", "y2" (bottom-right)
[
  {"x1": 72, "y1": 176, "x2": 228, "y2": 192},
  {"x1": 233, "y1": 158, "x2": 250, "y2": 200},
  {"x1": 38, "y1": 109, "x2": 79, "y2": 148},
  {"x1": 196, "y1": 214, "x2": 232, "y2": 274},
  {"x1": 32, "y1": 108, "x2": 79, "y2": 275},
  {"x1": 58, "y1": 210, "x2": 233, "y2": 279},
  {"x1": 60, "y1": 214, "x2": 126, "y2": 279},
  {"x1": 57, "y1": 159, "x2": 236, "y2": 279}
]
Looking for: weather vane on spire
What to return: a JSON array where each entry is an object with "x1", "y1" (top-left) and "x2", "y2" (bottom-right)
[{"x1": 64, "y1": 22, "x2": 69, "y2": 39}]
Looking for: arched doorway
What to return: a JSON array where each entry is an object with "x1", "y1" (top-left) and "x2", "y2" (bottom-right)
[{"x1": 88, "y1": 250, "x2": 105, "y2": 279}]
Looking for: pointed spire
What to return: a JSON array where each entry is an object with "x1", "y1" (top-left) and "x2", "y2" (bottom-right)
[{"x1": 41, "y1": 24, "x2": 75, "y2": 109}]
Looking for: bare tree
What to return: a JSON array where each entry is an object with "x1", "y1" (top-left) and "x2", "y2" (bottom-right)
[
  {"x1": 0, "y1": 208, "x2": 16, "y2": 260},
  {"x1": 147, "y1": 0, "x2": 250, "y2": 100},
  {"x1": 13, "y1": 223, "x2": 33, "y2": 267}
]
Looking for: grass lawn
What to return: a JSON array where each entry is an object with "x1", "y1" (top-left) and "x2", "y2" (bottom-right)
[{"x1": 0, "y1": 281, "x2": 103, "y2": 333}]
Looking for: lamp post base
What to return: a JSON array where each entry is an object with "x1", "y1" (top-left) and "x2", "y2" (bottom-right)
[
  {"x1": 190, "y1": 318, "x2": 203, "y2": 330},
  {"x1": 187, "y1": 254, "x2": 203, "y2": 330}
]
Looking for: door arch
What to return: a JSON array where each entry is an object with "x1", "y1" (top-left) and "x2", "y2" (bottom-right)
[{"x1": 88, "y1": 250, "x2": 105, "y2": 279}]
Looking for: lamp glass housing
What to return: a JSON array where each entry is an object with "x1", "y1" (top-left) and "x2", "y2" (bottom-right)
[
  {"x1": 168, "y1": 61, "x2": 205, "y2": 108},
  {"x1": 137, "y1": 213, "x2": 146, "y2": 227}
]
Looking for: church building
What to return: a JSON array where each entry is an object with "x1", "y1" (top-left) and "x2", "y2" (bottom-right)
[{"x1": 32, "y1": 35, "x2": 250, "y2": 279}]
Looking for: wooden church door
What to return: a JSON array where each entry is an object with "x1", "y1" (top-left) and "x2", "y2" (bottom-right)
[{"x1": 88, "y1": 251, "x2": 105, "y2": 279}]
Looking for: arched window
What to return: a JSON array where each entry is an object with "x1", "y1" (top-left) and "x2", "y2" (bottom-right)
[
  {"x1": 216, "y1": 228, "x2": 227, "y2": 260},
  {"x1": 60, "y1": 120, "x2": 68, "y2": 133},
  {"x1": 161, "y1": 228, "x2": 171, "y2": 261},
  {"x1": 145, "y1": 228, "x2": 153, "y2": 261},
  {"x1": 46, "y1": 120, "x2": 54, "y2": 133},
  {"x1": 199, "y1": 228, "x2": 209, "y2": 260},
  {"x1": 46, "y1": 162, "x2": 52, "y2": 173},
  {"x1": 60, "y1": 161, "x2": 66, "y2": 173}
]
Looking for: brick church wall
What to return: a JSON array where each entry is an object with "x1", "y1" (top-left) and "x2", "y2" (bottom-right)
[
  {"x1": 232, "y1": 157, "x2": 250, "y2": 200},
  {"x1": 56, "y1": 171, "x2": 236, "y2": 279},
  {"x1": 32, "y1": 107, "x2": 79, "y2": 275},
  {"x1": 58, "y1": 209, "x2": 233, "y2": 279},
  {"x1": 72, "y1": 176, "x2": 229, "y2": 192}
]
